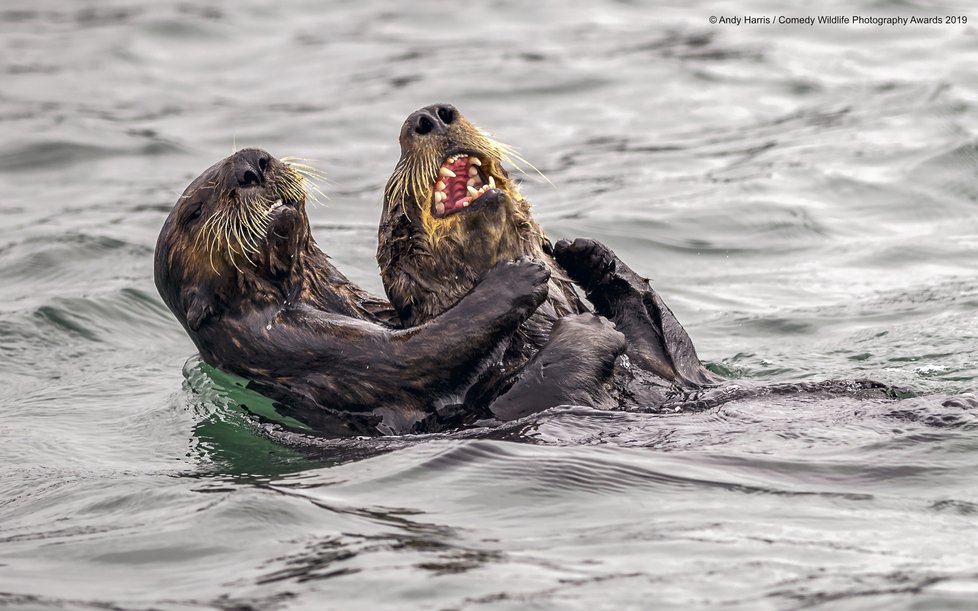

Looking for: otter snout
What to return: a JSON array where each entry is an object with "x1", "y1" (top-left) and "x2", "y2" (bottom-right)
[
  {"x1": 403, "y1": 103, "x2": 458, "y2": 140},
  {"x1": 231, "y1": 148, "x2": 272, "y2": 188}
]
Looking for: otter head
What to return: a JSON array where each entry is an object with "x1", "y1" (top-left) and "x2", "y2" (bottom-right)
[
  {"x1": 154, "y1": 148, "x2": 312, "y2": 334},
  {"x1": 383, "y1": 103, "x2": 543, "y2": 258},
  {"x1": 380, "y1": 105, "x2": 553, "y2": 326}
]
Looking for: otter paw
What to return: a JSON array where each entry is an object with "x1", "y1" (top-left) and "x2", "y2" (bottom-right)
[
  {"x1": 483, "y1": 257, "x2": 551, "y2": 314},
  {"x1": 553, "y1": 238, "x2": 617, "y2": 291}
]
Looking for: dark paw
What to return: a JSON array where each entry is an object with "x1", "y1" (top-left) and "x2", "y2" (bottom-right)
[
  {"x1": 553, "y1": 238, "x2": 617, "y2": 291},
  {"x1": 484, "y1": 257, "x2": 551, "y2": 315}
]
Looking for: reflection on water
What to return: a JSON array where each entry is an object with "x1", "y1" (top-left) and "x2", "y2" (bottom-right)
[{"x1": 1, "y1": 0, "x2": 977, "y2": 608}]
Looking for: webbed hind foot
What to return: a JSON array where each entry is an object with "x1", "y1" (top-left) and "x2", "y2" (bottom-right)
[{"x1": 554, "y1": 238, "x2": 719, "y2": 387}]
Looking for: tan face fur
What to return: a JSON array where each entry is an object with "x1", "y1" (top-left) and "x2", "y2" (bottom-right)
[{"x1": 383, "y1": 104, "x2": 542, "y2": 252}]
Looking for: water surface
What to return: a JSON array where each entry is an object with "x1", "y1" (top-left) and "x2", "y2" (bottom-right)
[{"x1": 1, "y1": 0, "x2": 977, "y2": 608}]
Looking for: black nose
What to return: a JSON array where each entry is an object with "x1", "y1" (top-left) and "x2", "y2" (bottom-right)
[
  {"x1": 408, "y1": 104, "x2": 457, "y2": 136},
  {"x1": 233, "y1": 149, "x2": 272, "y2": 188}
]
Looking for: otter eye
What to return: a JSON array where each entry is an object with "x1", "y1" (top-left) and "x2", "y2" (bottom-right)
[
  {"x1": 416, "y1": 115, "x2": 434, "y2": 135},
  {"x1": 437, "y1": 106, "x2": 455, "y2": 124},
  {"x1": 185, "y1": 203, "x2": 204, "y2": 224}
]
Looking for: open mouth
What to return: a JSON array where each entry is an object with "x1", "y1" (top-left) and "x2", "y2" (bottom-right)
[
  {"x1": 268, "y1": 195, "x2": 302, "y2": 213},
  {"x1": 431, "y1": 153, "x2": 500, "y2": 218}
]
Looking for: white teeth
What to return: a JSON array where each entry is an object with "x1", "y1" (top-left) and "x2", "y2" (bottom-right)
[
  {"x1": 470, "y1": 157, "x2": 481, "y2": 166},
  {"x1": 467, "y1": 185, "x2": 479, "y2": 197},
  {"x1": 434, "y1": 191, "x2": 446, "y2": 203},
  {"x1": 467, "y1": 178, "x2": 476, "y2": 187},
  {"x1": 435, "y1": 180, "x2": 446, "y2": 191},
  {"x1": 488, "y1": 175, "x2": 496, "y2": 189},
  {"x1": 439, "y1": 167, "x2": 456, "y2": 178},
  {"x1": 270, "y1": 199, "x2": 283, "y2": 210},
  {"x1": 435, "y1": 202, "x2": 445, "y2": 215},
  {"x1": 468, "y1": 166, "x2": 478, "y2": 177},
  {"x1": 462, "y1": 199, "x2": 470, "y2": 207}
]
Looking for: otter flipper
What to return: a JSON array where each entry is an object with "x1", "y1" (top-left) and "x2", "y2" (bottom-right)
[{"x1": 553, "y1": 238, "x2": 719, "y2": 388}]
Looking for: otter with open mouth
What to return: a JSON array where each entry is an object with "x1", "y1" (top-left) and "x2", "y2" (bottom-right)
[
  {"x1": 378, "y1": 105, "x2": 719, "y2": 413},
  {"x1": 156, "y1": 148, "x2": 630, "y2": 434},
  {"x1": 379, "y1": 106, "x2": 581, "y2": 348}
]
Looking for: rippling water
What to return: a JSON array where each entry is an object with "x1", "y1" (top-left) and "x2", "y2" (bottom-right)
[{"x1": 2, "y1": 0, "x2": 977, "y2": 608}]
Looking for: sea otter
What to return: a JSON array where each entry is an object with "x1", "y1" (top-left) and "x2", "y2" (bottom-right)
[
  {"x1": 378, "y1": 104, "x2": 718, "y2": 403},
  {"x1": 156, "y1": 149, "x2": 626, "y2": 435}
]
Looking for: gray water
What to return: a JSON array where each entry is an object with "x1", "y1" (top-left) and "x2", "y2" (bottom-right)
[{"x1": 2, "y1": 0, "x2": 978, "y2": 608}]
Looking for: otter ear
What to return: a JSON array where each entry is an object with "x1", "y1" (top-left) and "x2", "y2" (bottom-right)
[{"x1": 181, "y1": 286, "x2": 216, "y2": 332}]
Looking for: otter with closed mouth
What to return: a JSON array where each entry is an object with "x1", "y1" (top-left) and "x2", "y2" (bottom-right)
[
  {"x1": 155, "y1": 148, "x2": 625, "y2": 434},
  {"x1": 378, "y1": 104, "x2": 721, "y2": 413}
]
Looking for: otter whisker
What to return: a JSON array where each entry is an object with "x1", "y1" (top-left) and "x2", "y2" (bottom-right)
[
  {"x1": 468, "y1": 129, "x2": 553, "y2": 188},
  {"x1": 236, "y1": 215, "x2": 263, "y2": 256},
  {"x1": 285, "y1": 173, "x2": 315, "y2": 198},
  {"x1": 201, "y1": 211, "x2": 226, "y2": 274},
  {"x1": 281, "y1": 158, "x2": 330, "y2": 184},
  {"x1": 237, "y1": 195, "x2": 272, "y2": 256},
  {"x1": 499, "y1": 148, "x2": 554, "y2": 188},
  {"x1": 221, "y1": 206, "x2": 253, "y2": 267},
  {"x1": 281, "y1": 156, "x2": 327, "y2": 167},
  {"x1": 293, "y1": 172, "x2": 329, "y2": 189},
  {"x1": 289, "y1": 168, "x2": 326, "y2": 186},
  {"x1": 193, "y1": 213, "x2": 215, "y2": 252},
  {"x1": 392, "y1": 159, "x2": 413, "y2": 195},
  {"x1": 303, "y1": 183, "x2": 328, "y2": 208},
  {"x1": 277, "y1": 165, "x2": 320, "y2": 208},
  {"x1": 235, "y1": 234, "x2": 258, "y2": 267},
  {"x1": 210, "y1": 212, "x2": 236, "y2": 273},
  {"x1": 285, "y1": 163, "x2": 329, "y2": 182},
  {"x1": 225, "y1": 216, "x2": 248, "y2": 273},
  {"x1": 289, "y1": 172, "x2": 328, "y2": 192}
]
